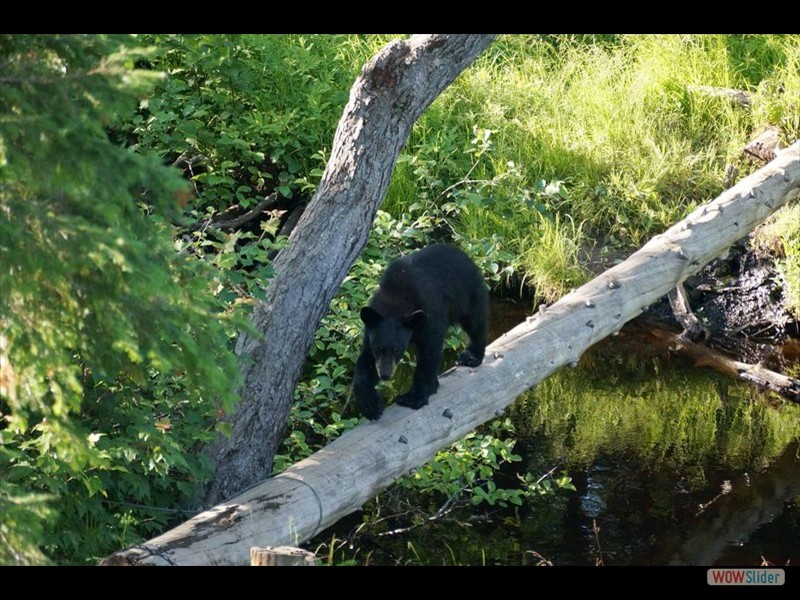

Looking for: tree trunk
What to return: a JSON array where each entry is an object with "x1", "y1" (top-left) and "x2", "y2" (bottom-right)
[
  {"x1": 102, "y1": 142, "x2": 799, "y2": 566},
  {"x1": 203, "y1": 35, "x2": 497, "y2": 506}
]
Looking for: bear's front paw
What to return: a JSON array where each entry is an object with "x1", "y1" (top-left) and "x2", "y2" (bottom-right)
[
  {"x1": 457, "y1": 349, "x2": 484, "y2": 368},
  {"x1": 396, "y1": 391, "x2": 429, "y2": 410},
  {"x1": 356, "y1": 388, "x2": 384, "y2": 421}
]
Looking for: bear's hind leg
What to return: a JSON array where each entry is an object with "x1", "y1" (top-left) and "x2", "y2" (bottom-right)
[{"x1": 457, "y1": 312, "x2": 487, "y2": 368}]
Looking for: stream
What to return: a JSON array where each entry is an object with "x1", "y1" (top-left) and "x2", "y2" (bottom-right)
[{"x1": 311, "y1": 297, "x2": 800, "y2": 566}]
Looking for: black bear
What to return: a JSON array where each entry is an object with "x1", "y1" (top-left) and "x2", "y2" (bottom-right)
[{"x1": 354, "y1": 244, "x2": 489, "y2": 420}]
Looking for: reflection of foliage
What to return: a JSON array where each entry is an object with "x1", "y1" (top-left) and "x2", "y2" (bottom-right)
[
  {"x1": 513, "y1": 346, "x2": 800, "y2": 471},
  {"x1": 313, "y1": 347, "x2": 800, "y2": 566}
]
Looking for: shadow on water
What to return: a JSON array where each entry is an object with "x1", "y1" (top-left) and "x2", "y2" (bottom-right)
[{"x1": 313, "y1": 297, "x2": 800, "y2": 565}]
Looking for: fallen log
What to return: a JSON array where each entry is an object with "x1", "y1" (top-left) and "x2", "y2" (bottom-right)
[
  {"x1": 646, "y1": 326, "x2": 800, "y2": 403},
  {"x1": 744, "y1": 126, "x2": 784, "y2": 164},
  {"x1": 102, "y1": 142, "x2": 799, "y2": 566}
]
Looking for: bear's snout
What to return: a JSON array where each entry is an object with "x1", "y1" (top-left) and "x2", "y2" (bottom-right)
[{"x1": 376, "y1": 358, "x2": 396, "y2": 380}]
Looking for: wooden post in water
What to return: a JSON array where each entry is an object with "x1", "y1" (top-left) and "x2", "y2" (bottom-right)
[{"x1": 102, "y1": 142, "x2": 800, "y2": 566}]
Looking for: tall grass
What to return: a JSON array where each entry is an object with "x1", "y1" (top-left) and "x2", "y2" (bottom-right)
[
  {"x1": 755, "y1": 204, "x2": 800, "y2": 319},
  {"x1": 232, "y1": 35, "x2": 798, "y2": 303},
  {"x1": 380, "y1": 34, "x2": 800, "y2": 301}
]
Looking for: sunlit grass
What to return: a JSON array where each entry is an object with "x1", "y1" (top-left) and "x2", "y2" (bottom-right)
[
  {"x1": 380, "y1": 34, "x2": 800, "y2": 300},
  {"x1": 755, "y1": 203, "x2": 800, "y2": 319},
  {"x1": 515, "y1": 213, "x2": 589, "y2": 304},
  {"x1": 447, "y1": 35, "x2": 754, "y2": 240}
]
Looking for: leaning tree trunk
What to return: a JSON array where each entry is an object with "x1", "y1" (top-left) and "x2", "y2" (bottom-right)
[
  {"x1": 203, "y1": 35, "x2": 497, "y2": 505},
  {"x1": 102, "y1": 142, "x2": 799, "y2": 566}
]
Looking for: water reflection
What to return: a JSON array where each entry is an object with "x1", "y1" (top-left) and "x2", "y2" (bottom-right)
[
  {"x1": 665, "y1": 443, "x2": 800, "y2": 565},
  {"x1": 511, "y1": 343, "x2": 800, "y2": 565},
  {"x1": 313, "y1": 309, "x2": 800, "y2": 565}
]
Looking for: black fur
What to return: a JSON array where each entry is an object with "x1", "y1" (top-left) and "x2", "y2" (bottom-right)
[{"x1": 354, "y1": 244, "x2": 488, "y2": 420}]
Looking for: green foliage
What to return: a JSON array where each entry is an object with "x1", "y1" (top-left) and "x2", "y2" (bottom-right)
[
  {"x1": 456, "y1": 34, "x2": 747, "y2": 243},
  {"x1": 389, "y1": 126, "x2": 581, "y2": 301},
  {"x1": 747, "y1": 36, "x2": 800, "y2": 138},
  {"x1": 384, "y1": 33, "x2": 800, "y2": 278},
  {"x1": 512, "y1": 212, "x2": 589, "y2": 304},
  {"x1": 123, "y1": 34, "x2": 393, "y2": 311},
  {"x1": 755, "y1": 203, "x2": 800, "y2": 319},
  {"x1": 0, "y1": 34, "x2": 240, "y2": 564},
  {"x1": 126, "y1": 34, "x2": 385, "y2": 212},
  {"x1": 0, "y1": 490, "x2": 52, "y2": 565},
  {"x1": 400, "y1": 417, "x2": 575, "y2": 508}
]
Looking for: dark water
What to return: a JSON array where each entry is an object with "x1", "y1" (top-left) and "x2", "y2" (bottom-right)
[
  {"x1": 311, "y1": 297, "x2": 800, "y2": 566},
  {"x1": 508, "y1": 440, "x2": 800, "y2": 566}
]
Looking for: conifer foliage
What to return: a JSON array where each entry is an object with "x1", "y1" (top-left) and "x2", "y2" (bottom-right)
[{"x1": 0, "y1": 34, "x2": 240, "y2": 564}]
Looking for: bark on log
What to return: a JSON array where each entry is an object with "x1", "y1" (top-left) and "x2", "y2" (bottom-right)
[
  {"x1": 203, "y1": 34, "x2": 498, "y2": 506},
  {"x1": 102, "y1": 142, "x2": 799, "y2": 566},
  {"x1": 744, "y1": 126, "x2": 783, "y2": 164},
  {"x1": 250, "y1": 546, "x2": 316, "y2": 566}
]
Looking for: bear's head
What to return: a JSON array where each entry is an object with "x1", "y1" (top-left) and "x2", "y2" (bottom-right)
[{"x1": 360, "y1": 307, "x2": 425, "y2": 380}]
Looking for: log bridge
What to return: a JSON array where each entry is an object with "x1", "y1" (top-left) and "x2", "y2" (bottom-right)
[{"x1": 103, "y1": 142, "x2": 800, "y2": 566}]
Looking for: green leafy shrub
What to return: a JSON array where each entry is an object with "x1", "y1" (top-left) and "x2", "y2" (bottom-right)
[
  {"x1": 401, "y1": 417, "x2": 575, "y2": 508},
  {"x1": 5, "y1": 33, "x2": 797, "y2": 565},
  {"x1": 126, "y1": 34, "x2": 386, "y2": 213}
]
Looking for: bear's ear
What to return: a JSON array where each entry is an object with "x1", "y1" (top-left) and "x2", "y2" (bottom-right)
[
  {"x1": 360, "y1": 307, "x2": 383, "y2": 327},
  {"x1": 402, "y1": 309, "x2": 426, "y2": 330}
]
